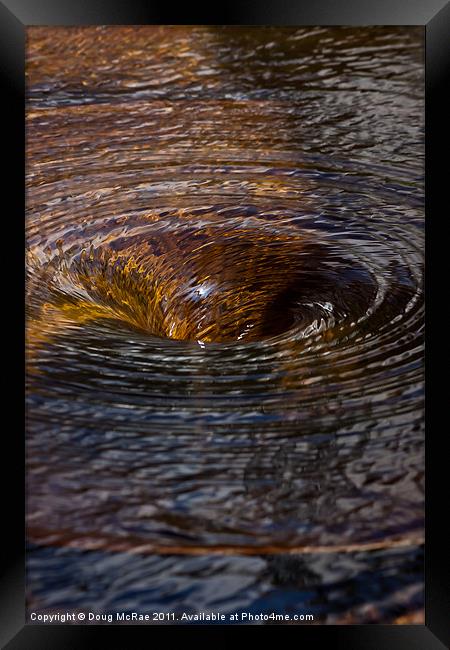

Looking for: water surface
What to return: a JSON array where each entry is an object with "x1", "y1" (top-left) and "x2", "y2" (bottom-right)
[{"x1": 26, "y1": 26, "x2": 424, "y2": 623}]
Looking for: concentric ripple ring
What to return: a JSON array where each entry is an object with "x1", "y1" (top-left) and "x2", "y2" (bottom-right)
[{"x1": 26, "y1": 27, "x2": 424, "y2": 568}]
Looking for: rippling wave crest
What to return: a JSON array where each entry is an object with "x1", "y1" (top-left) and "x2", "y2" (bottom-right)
[{"x1": 26, "y1": 26, "x2": 424, "y2": 620}]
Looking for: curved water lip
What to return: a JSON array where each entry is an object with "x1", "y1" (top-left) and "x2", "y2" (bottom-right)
[{"x1": 26, "y1": 24, "x2": 424, "y2": 620}]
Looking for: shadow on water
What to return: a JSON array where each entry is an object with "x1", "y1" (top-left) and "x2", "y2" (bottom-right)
[{"x1": 27, "y1": 542, "x2": 424, "y2": 624}]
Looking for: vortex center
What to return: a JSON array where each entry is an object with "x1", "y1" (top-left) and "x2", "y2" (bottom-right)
[{"x1": 70, "y1": 226, "x2": 317, "y2": 343}]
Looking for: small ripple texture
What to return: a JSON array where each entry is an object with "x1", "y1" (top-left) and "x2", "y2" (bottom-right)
[{"x1": 26, "y1": 26, "x2": 424, "y2": 622}]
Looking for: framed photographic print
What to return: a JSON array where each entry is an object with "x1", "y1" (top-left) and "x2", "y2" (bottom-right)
[{"x1": 1, "y1": 0, "x2": 448, "y2": 647}]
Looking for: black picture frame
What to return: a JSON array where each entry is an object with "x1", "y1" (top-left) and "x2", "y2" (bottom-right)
[{"x1": 1, "y1": 0, "x2": 447, "y2": 646}]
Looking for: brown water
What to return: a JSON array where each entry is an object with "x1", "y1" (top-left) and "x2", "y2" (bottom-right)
[{"x1": 26, "y1": 26, "x2": 424, "y2": 623}]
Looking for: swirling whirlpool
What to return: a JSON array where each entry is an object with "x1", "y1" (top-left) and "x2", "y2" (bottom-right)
[{"x1": 26, "y1": 26, "x2": 424, "y2": 621}]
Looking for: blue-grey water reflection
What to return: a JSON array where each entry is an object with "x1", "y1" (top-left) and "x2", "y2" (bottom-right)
[{"x1": 26, "y1": 26, "x2": 424, "y2": 623}]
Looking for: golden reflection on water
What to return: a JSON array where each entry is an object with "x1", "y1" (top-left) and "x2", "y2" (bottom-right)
[{"x1": 26, "y1": 26, "x2": 424, "y2": 622}]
